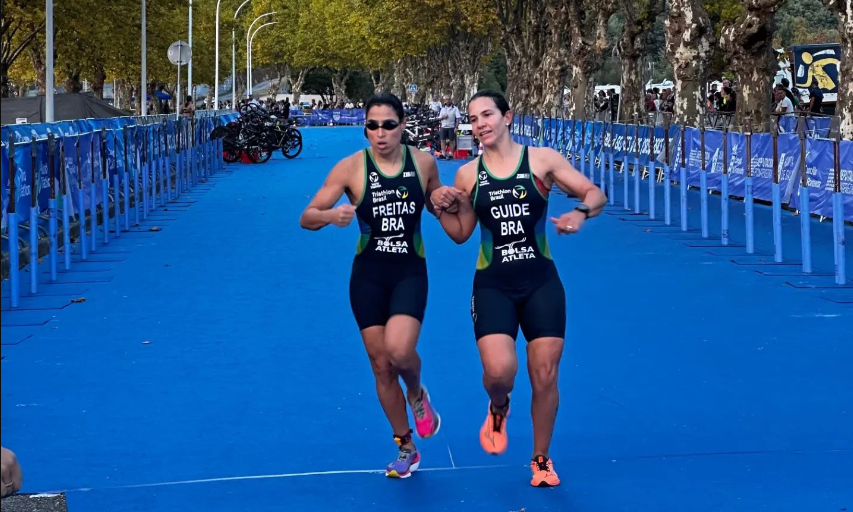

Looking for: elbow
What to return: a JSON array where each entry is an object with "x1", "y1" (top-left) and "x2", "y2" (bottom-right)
[
  {"x1": 451, "y1": 231, "x2": 473, "y2": 245},
  {"x1": 299, "y1": 213, "x2": 318, "y2": 231}
]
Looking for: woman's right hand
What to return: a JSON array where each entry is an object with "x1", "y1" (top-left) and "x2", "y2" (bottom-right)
[
  {"x1": 431, "y1": 186, "x2": 463, "y2": 213},
  {"x1": 326, "y1": 204, "x2": 355, "y2": 227}
]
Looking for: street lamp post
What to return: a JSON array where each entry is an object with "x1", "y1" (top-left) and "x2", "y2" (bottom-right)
[
  {"x1": 214, "y1": 0, "x2": 223, "y2": 109},
  {"x1": 188, "y1": 0, "x2": 193, "y2": 98},
  {"x1": 232, "y1": 0, "x2": 252, "y2": 107},
  {"x1": 141, "y1": 0, "x2": 147, "y2": 114},
  {"x1": 249, "y1": 21, "x2": 276, "y2": 97},
  {"x1": 245, "y1": 12, "x2": 275, "y2": 98},
  {"x1": 45, "y1": 0, "x2": 54, "y2": 122}
]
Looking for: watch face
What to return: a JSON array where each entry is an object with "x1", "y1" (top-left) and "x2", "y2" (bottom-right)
[{"x1": 576, "y1": 204, "x2": 590, "y2": 212}]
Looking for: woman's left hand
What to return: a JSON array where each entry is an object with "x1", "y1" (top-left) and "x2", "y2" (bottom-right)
[{"x1": 550, "y1": 211, "x2": 586, "y2": 235}]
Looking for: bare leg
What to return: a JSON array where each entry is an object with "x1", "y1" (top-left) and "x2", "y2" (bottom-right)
[
  {"x1": 361, "y1": 325, "x2": 414, "y2": 449},
  {"x1": 477, "y1": 334, "x2": 518, "y2": 406},
  {"x1": 526, "y1": 337, "x2": 564, "y2": 458},
  {"x1": 383, "y1": 314, "x2": 423, "y2": 403}
]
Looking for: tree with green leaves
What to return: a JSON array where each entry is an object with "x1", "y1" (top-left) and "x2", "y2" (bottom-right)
[{"x1": 2, "y1": 0, "x2": 45, "y2": 97}]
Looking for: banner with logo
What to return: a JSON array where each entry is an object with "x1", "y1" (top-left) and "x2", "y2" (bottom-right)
[{"x1": 1, "y1": 143, "x2": 9, "y2": 230}]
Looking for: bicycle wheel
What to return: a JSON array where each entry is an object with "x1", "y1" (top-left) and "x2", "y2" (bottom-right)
[{"x1": 282, "y1": 129, "x2": 303, "y2": 159}]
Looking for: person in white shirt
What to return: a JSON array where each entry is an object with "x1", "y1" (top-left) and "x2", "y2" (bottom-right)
[
  {"x1": 438, "y1": 95, "x2": 461, "y2": 160},
  {"x1": 774, "y1": 86, "x2": 794, "y2": 118}
]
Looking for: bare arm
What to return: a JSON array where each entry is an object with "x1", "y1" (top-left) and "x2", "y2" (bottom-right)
[
  {"x1": 299, "y1": 158, "x2": 356, "y2": 230},
  {"x1": 416, "y1": 151, "x2": 443, "y2": 219},
  {"x1": 431, "y1": 162, "x2": 478, "y2": 244},
  {"x1": 534, "y1": 147, "x2": 607, "y2": 235},
  {"x1": 540, "y1": 147, "x2": 607, "y2": 216}
]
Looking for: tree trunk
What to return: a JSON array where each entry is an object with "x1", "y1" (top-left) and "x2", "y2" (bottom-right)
[
  {"x1": 64, "y1": 69, "x2": 83, "y2": 93},
  {"x1": 292, "y1": 68, "x2": 310, "y2": 105},
  {"x1": 618, "y1": 52, "x2": 643, "y2": 123},
  {"x1": 463, "y1": 70, "x2": 480, "y2": 104},
  {"x1": 404, "y1": 58, "x2": 418, "y2": 103},
  {"x1": 503, "y1": 42, "x2": 533, "y2": 111},
  {"x1": 392, "y1": 60, "x2": 405, "y2": 98},
  {"x1": 448, "y1": 56, "x2": 464, "y2": 104},
  {"x1": 1, "y1": 65, "x2": 9, "y2": 98},
  {"x1": 567, "y1": 64, "x2": 592, "y2": 119},
  {"x1": 426, "y1": 45, "x2": 450, "y2": 100},
  {"x1": 618, "y1": 0, "x2": 665, "y2": 122},
  {"x1": 91, "y1": 64, "x2": 106, "y2": 99},
  {"x1": 331, "y1": 68, "x2": 350, "y2": 104},
  {"x1": 720, "y1": 0, "x2": 786, "y2": 132},
  {"x1": 449, "y1": 29, "x2": 493, "y2": 105},
  {"x1": 496, "y1": 0, "x2": 547, "y2": 112},
  {"x1": 278, "y1": 64, "x2": 291, "y2": 94},
  {"x1": 535, "y1": 0, "x2": 572, "y2": 116},
  {"x1": 565, "y1": 0, "x2": 618, "y2": 118},
  {"x1": 29, "y1": 44, "x2": 46, "y2": 94},
  {"x1": 371, "y1": 70, "x2": 382, "y2": 93},
  {"x1": 664, "y1": 0, "x2": 714, "y2": 127},
  {"x1": 120, "y1": 80, "x2": 135, "y2": 110},
  {"x1": 820, "y1": 0, "x2": 852, "y2": 138}
]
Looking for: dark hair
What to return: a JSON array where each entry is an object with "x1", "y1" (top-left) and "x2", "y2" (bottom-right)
[
  {"x1": 469, "y1": 90, "x2": 511, "y2": 115},
  {"x1": 364, "y1": 93, "x2": 405, "y2": 121}
]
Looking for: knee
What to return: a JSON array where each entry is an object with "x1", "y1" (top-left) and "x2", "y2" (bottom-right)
[
  {"x1": 385, "y1": 342, "x2": 416, "y2": 369},
  {"x1": 369, "y1": 356, "x2": 398, "y2": 385},
  {"x1": 529, "y1": 360, "x2": 559, "y2": 392},
  {"x1": 482, "y1": 357, "x2": 517, "y2": 387}
]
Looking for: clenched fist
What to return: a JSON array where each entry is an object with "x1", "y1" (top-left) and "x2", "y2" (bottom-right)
[
  {"x1": 327, "y1": 204, "x2": 356, "y2": 227},
  {"x1": 431, "y1": 186, "x2": 465, "y2": 214}
]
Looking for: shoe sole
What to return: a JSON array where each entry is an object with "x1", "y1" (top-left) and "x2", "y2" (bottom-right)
[
  {"x1": 532, "y1": 480, "x2": 560, "y2": 487},
  {"x1": 386, "y1": 460, "x2": 421, "y2": 479}
]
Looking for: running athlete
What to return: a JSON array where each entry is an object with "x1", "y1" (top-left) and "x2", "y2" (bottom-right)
[
  {"x1": 430, "y1": 90, "x2": 606, "y2": 487},
  {"x1": 299, "y1": 93, "x2": 442, "y2": 479}
]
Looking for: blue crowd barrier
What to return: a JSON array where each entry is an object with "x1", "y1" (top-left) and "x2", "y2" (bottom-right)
[
  {"x1": 1, "y1": 111, "x2": 238, "y2": 307},
  {"x1": 510, "y1": 115, "x2": 850, "y2": 285}
]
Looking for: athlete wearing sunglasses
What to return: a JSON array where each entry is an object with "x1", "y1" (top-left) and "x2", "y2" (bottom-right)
[
  {"x1": 365, "y1": 119, "x2": 400, "y2": 131},
  {"x1": 300, "y1": 93, "x2": 447, "y2": 479}
]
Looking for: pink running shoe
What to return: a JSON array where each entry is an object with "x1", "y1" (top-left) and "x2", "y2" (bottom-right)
[{"x1": 409, "y1": 385, "x2": 441, "y2": 439}]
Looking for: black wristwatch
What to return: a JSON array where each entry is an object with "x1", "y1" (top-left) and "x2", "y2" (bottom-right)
[{"x1": 574, "y1": 204, "x2": 591, "y2": 219}]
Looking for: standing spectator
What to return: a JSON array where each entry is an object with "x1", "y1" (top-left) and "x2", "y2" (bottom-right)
[
  {"x1": 180, "y1": 95, "x2": 195, "y2": 118},
  {"x1": 807, "y1": 82, "x2": 823, "y2": 114},
  {"x1": 774, "y1": 86, "x2": 794, "y2": 117},
  {"x1": 438, "y1": 95, "x2": 461, "y2": 160},
  {"x1": 595, "y1": 91, "x2": 609, "y2": 121},
  {"x1": 609, "y1": 88, "x2": 620, "y2": 122}
]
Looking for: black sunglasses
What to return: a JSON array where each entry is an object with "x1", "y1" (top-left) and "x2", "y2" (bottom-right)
[{"x1": 365, "y1": 120, "x2": 400, "y2": 131}]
